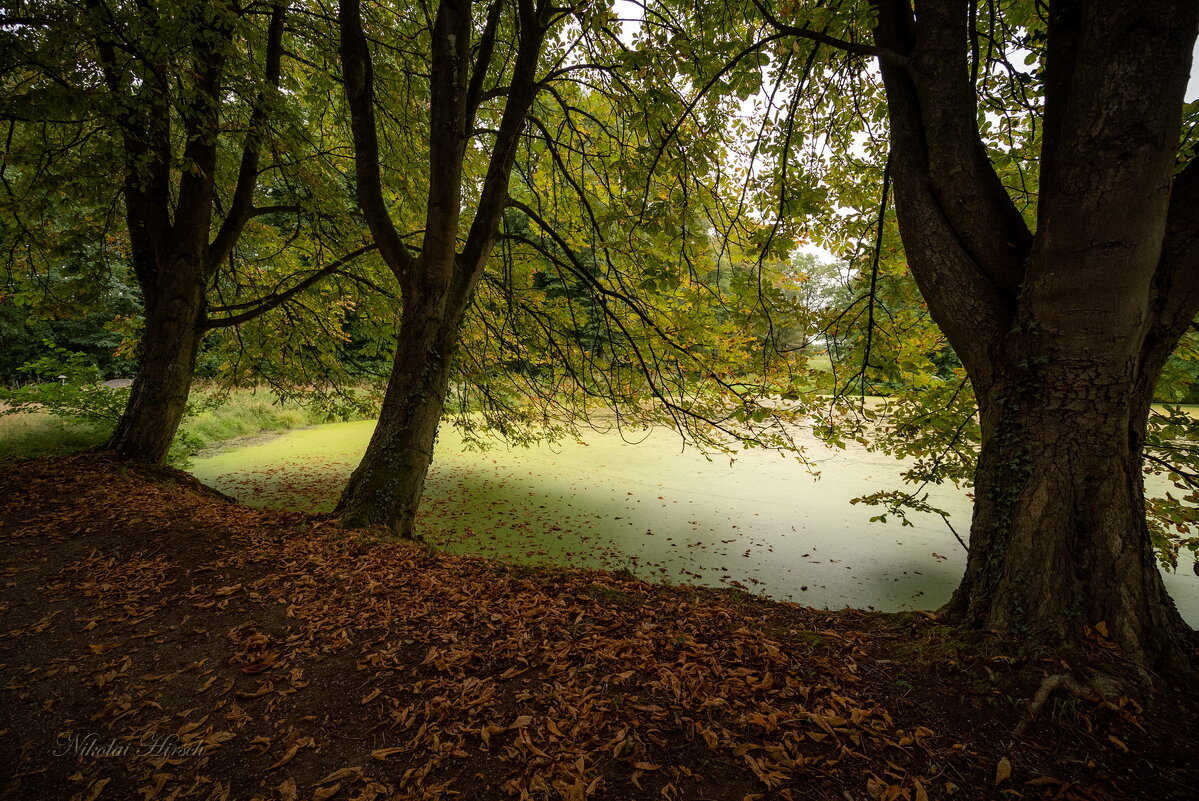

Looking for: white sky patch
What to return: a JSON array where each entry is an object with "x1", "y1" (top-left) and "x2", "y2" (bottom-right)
[
  {"x1": 1188, "y1": 37, "x2": 1199, "y2": 102},
  {"x1": 613, "y1": 0, "x2": 643, "y2": 45}
]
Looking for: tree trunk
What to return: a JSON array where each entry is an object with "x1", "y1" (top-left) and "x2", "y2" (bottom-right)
[
  {"x1": 942, "y1": 330, "x2": 1197, "y2": 674},
  {"x1": 333, "y1": 0, "x2": 544, "y2": 536},
  {"x1": 865, "y1": 0, "x2": 1199, "y2": 676},
  {"x1": 334, "y1": 294, "x2": 461, "y2": 537},
  {"x1": 105, "y1": 255, "x2": 207, "y2": 463}
]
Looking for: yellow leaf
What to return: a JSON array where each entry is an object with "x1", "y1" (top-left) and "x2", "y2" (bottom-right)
[{"x1": 278, "y1": 778, "x2": 297, "y2": 801}]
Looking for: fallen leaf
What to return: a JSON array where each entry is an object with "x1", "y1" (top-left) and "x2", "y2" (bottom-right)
[
  {"x1": 313, "y1": 784, "x2": 342, "y2": 801},
  {"x1": 81, "y1": 778, "x2": 110, "y2": 801},
  {"x1": 313, "y1": 767, "x2": 362, "y2": 786},
  {"x1": 371, "y1": 747, "x2": 405, "y2": 760},
  {"x1": 267, "y1": 737, "x2": 314, "y2": 770},
  {"x1": 995, "y1": 756, "x2": 1012, "y2": 785}
]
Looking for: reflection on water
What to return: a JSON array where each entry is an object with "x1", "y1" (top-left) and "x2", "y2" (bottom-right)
[{"x1": 189, "y1": 419, "x2": 1199, "y2": 624}]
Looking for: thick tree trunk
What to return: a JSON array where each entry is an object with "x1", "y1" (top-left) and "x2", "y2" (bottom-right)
[
  {"x1": 105, "y1": 255, "x2": 207, "y2": 463},
  {"x1": 866, "y1": 0, "x2": 1199, "y2": 676},
  {"x1": 334, "y1": 295, "x2": 461, "y2": 537},
  {"x1": 942, "y1": 337, "x2": 1196, "y2": 674},
  {"x1": 334, "y1": 0, "x2": 543, "y2": 536}
]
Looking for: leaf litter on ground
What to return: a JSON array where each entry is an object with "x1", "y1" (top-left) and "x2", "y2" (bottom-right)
[{"x1": 0, "y1": 455, "x2": 1196, "y2": 801}]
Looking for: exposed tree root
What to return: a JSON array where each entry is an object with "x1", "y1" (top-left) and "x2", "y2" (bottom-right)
[{"x1": 1013, "y1": 672, "x2": 1129, "y2": 737}]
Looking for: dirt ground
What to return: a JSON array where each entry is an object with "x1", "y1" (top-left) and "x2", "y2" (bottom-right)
[{"x1": 1, "y1": 455, "x2": 1196, "y2": 801}]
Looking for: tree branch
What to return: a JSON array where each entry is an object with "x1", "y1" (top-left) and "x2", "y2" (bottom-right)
[
  {"x1": 207, "y1": 1, "x2": 286, "y2": 274},
  {"x1": 203, "y1": 244, "x2": 377, "y2": 330},
  {"x1": 465, "y1": 0, "x2": 505, "y2": 128},
  {"x1": 338, "y1": 0, "x2": 415, "y2": 286},
  {"x1": 458, "y1": 0, "x2": 546, "y2": 293}
]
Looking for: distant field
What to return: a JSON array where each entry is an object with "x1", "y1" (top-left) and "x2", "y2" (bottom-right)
[{"x1": 805, "y1": 352, "x2": 833, "y2": 372}]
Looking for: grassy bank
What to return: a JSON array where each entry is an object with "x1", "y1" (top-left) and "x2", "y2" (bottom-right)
[{"x1": 0, "y1": 386, "x2": 372, "y2": 464}]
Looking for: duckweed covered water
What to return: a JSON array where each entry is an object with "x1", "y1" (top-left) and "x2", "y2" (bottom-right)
[{"x1": 189, "y1": 419, "x2": 1199, "y2": 624}]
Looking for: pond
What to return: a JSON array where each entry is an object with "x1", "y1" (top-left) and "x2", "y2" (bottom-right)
[{"x1": 189, "y1": 419, "x2": 1199, "y2": 625}]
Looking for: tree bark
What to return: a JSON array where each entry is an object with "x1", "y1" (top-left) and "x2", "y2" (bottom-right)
[
  {"x1": 334, "y1": 294, "x2": 463, "y2": 536},
  {"x1": 334, "y1": 0, "x2": 545, "y2": 536},
  {"x1": 106, "y1": 257, "x2": 207, "y2": 462},
  {"x1": 943, "y1": 333, "x2": 1195, "y2": 673},
  {"x1": 868, "y1": 0, "x2": 1199, "y2": 674},
  {"x1": 99, "y1": 2, "x2": 286, "y2": 464}
]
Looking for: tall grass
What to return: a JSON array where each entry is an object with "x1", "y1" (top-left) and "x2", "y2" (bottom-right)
[
  {"x1": 0, "y1": 386, "x2": 372, "y2": 464},
  {"x1": 175, "y1": 389, "x2": 336, "y2": 455},
  {"x1": 0, "y1": 413, "x2": 108, "y2": 460}
]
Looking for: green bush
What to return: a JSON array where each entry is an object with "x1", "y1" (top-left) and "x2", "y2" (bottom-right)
[{"x1": 0, "y1": 345, "x2": 128, "y2": 431}]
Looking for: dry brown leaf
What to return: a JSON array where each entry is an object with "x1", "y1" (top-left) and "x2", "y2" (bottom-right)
[
  {"x1": 995, "y1": 756, "x2": 1012, "y2": 785},
  {"x1": 348, "y1": 782, "x2": 388, "y2": 801},
  {"x1": 277, "y1": 778, "x2": 297, "y2": 801},
  {"x1": 312, "y1": 784, "x2": 342, "y2": 801},
  {"x1": 312, "y1": 767, "x2": 362, "y2": 786},
  {"x1": 267, "y1": 737, "x2": 313, "y2": 770},
  {"x1": 80, "y1": 778, "x2": 110, "y2": 801},
  {"x1": 371, "y1": 747, "x2": 405, "y2": 760}
]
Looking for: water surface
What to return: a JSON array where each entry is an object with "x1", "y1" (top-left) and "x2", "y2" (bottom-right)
[{"x1": 189, "y1": 420, "x2": 1199, "y2": 624}]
